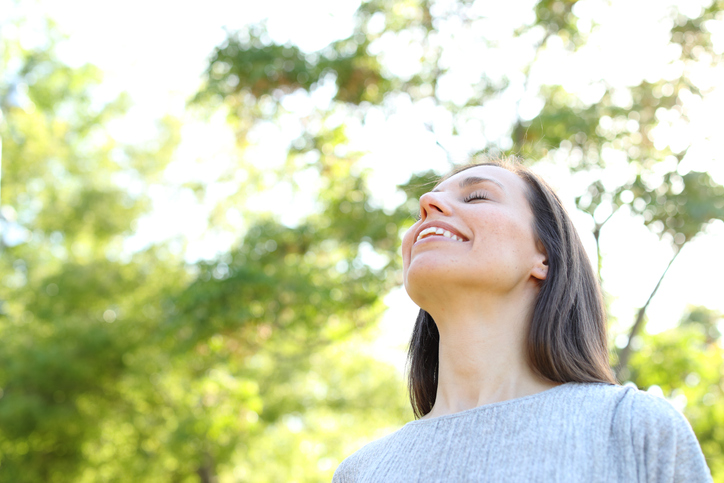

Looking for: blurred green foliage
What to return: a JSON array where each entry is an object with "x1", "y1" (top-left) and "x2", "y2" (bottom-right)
[
  {"x1": 2, "y1": 0, "x2": 724, "y2": 481},
  {"x1": 0, "y1": 21, "x2": 411, "y2": 482},
  {"x1": 628, "y1": 306, "x2": 724, "y2": 480}
]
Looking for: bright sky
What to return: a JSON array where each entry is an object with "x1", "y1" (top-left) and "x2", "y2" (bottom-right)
[{"x1": 6, "y1": 0, "x2": 724, "y2": 372}]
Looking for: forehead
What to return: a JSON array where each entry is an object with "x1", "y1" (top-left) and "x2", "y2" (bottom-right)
[{"x1": 435, "y1": 165, "x2": 528, "y2": 196}]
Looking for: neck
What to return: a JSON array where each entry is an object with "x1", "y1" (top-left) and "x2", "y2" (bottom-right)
[{"x1": 420, "y1": 290, "x2": 559, "y2": 420}]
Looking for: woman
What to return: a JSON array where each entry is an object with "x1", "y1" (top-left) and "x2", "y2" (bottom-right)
[{"x1": 333, "y1": 159, "x2": 712, "y2": 482}]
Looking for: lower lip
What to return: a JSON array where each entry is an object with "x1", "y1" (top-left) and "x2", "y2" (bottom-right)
[{"x1": 414, "y1": 235, "x2": 465, "y2": 245}]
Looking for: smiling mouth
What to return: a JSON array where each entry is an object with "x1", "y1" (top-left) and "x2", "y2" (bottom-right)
[{"x1": 416, "y1": 227, "x2": 465, "y2": 243}]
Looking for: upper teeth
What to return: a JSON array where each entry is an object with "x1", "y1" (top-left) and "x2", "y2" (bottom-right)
[{"x1": 416, "y1": 227, "x2": 464, "y2": 242}]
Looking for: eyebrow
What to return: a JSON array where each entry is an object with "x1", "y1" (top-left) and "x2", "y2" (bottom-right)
[{"x1": 432, "y1": 176, "x2": 505, "y2": 193}]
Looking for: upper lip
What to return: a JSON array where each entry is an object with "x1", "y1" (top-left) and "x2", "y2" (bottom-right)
[{"x1": 413, "y1": 220, "x2": 469, "y2": 243}]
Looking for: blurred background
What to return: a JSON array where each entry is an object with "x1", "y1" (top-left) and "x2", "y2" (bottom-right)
[{"x1": 1, "y1": 0, "x2": 723, "y2": 481}]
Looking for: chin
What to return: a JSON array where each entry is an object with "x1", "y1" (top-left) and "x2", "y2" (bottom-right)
[{"x1": 404, "y1": 265, "x2": 467, "y2": 308}]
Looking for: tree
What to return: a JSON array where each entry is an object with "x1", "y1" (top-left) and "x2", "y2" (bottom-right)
[
  {"x1": 3, "y1": 0, "x2": 723, "y2": 480},
  {"x1": 198, "y1": 0, "x2": 724, "y2": 479},
  {"x1": 0, "y1": 19, "x2": 185, "y2": 481},
  {"x1": 0, "y1": 15, "x2": 413, "y2": 482},
  {"x1": 628, "y1": 306, "x2": 724, "y2": 481}
]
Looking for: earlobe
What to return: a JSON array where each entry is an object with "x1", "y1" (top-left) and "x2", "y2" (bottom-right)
[
  {"x1": 532, "y1": 240, "x2": 548, "y2": 281},
  {"x1": 532, "y1": 258, "x2": 548, "y2": 281}
]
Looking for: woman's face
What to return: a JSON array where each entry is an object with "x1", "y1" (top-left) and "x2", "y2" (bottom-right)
[{"x1": 402, "y1": 165, "x2": 548, "y2": 308}]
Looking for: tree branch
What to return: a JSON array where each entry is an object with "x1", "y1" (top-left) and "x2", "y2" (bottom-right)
[
  {"x1": 614, "y1": 243, "x2": 685, "y2": 379},
  {"x1": 592, "y1": 206, "x2": 619, "y2": 282}
]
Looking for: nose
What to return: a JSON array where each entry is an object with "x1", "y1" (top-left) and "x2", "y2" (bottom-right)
[{"x1": 418, "y1": 191, "x2": 450, "y2": 220}]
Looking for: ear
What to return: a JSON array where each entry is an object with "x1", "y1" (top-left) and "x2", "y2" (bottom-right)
[
  {"x1": 531, "y1": 244, "x2": 548, "y2": 281},
  {"x1": 531, "y1": 257, "x2": 548, "y2": 281}
]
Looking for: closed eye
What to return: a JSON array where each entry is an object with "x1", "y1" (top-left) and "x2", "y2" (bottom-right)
[{"x1": 463, "y1": 190, "x2": 490, "y2": 202}]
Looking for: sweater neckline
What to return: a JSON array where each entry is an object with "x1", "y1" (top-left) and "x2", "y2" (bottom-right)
[{"x1": 406, "y1": 382, "x2": 577, "y2": 425}]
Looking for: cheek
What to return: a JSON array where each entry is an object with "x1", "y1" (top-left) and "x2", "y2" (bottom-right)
[
  {"x1": 401, "y1": 225, "x2": 418, "y2": 265},
  {"x1": 473, "y1": 212, "x2": 515, "y2": 245},
  {"x1": 473, "y1": 216, "x2": 535, "y2": 262}
]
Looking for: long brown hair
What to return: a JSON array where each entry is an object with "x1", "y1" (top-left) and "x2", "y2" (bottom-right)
[{"x1": 407, "y1": 158, "x2": 617, "y2": 419}]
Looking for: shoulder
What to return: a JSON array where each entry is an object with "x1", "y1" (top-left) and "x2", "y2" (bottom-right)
[
  {"x1": 600, "y1": 383, "x2": 697, "y2": 441},
  {"x1": 556, "y1": 381, "x2": 688, "y2": 423},
  {"x1": 600, "y1": 383, "x2": 712, "y2": 482},
  {"x1": 332, "y1": 429, "x2": 401, "y2": 483},
  {"x1": 536, "y1": 382, "x2": 711, "y2": 481},
  {"x1": 625, "y1": 385, "x2": 690, "y2": 431},
  {"x1": 563, "y1": 383, "x2": 698, "y2": 446},
  {"x1": 543, "y1": 381, "x2": 653, "y2": 418}
]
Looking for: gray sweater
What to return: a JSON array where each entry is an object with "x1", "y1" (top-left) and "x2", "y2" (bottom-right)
[{"x1": 333, "y1": 382, "x2": 712, "y2": 482}]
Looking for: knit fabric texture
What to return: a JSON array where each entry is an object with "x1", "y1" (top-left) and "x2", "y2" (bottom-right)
[{"x1": 333, "y1": 382, "x2": 712, "y2": 482}]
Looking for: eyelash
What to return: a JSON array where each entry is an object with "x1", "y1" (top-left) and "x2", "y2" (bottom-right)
[
  {"x1": 463, "y1": 190, "x2": 490, "y2": 202},
  {"x1": 414, "y1": 190, "x2": 490, "y2": 220}
]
